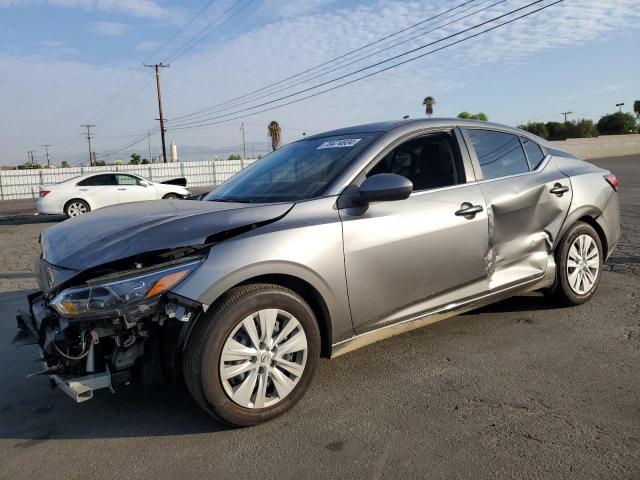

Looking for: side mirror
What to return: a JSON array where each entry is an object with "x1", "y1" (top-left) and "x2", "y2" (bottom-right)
[
  {"x1": 358, "y1": 173, "x2": 413, "y2": 203},
  {"x1": 138, "y1": 180, "x2": 150, "y2": 187}
]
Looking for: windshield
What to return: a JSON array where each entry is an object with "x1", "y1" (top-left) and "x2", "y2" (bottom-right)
[{"x1": 204, "y1": 133, "x2": 376, "y2": 203}]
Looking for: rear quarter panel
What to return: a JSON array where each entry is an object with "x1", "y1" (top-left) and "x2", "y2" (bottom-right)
[{"x1": 553, "y1": 156, "x2": 617, "y2": 253}]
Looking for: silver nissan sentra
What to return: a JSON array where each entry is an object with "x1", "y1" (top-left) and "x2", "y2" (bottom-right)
[{"x1": 17, "y1": 118, "x2": 620, "y2": 426}]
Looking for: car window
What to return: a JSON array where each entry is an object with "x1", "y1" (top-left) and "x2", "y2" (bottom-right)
[
  {"x1": 117, "y1": 174, "x2": 142, "y2": 186},
  {"x1": 520, "y1": 136, "x2": 546, "y2": 170},
  {"x1": 205, "y1": 133, "x2": 377, "y2": 203},
  {"x1": 77, "y1": 174, "x2": 117, "y2": 186},
  {"x1": 466, "y1": 129, "x2": 530, "y2": 180},
  {"x1": 367, "y1": 132, "x2": 463, "y2": 191}
]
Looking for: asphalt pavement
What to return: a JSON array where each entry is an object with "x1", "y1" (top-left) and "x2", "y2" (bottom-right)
[{"x1": 0, "y1": 157, "x2": 638, "y2": 479}]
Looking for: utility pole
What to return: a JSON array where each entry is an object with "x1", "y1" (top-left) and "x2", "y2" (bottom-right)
[
  {"x1": 28, "y1": 150, "x2": 36, "y2": 166},
  {"x1": 616, "y1": 102, "x2": 624, "y2": 112},
  {"x1": 561, "y1": 111, "x2": 572, "y2": 123},
  {"x1": 81, "y1": 124, "x2": 95, "y2": 166},
  {"x1": 241, "y1": 122, "x2": 247, "y2": 160},
  {"x1": 42, "y1": 144, "x2": 51, "y2": 168},
  {"x1": 144, "y1": 63, "x2": 170, "y2": 163}
]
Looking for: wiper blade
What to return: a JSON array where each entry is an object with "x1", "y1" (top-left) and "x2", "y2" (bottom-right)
[{"x1": 210, "y1": 198, "x2": 253, "y2": 203}]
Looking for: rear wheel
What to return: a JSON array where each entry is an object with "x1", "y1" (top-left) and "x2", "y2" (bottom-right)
[
  {"x1": 551, "y1": 222, "x2": 603, "y2": 306},
  {"x1": 183, "y1": 284, "x2": 320, "y2": 426},
  {"x1": 64, "y1": 199, "x2": 90, "y2": 218}
]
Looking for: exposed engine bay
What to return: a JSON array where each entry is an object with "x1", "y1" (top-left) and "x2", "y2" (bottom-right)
[{"x1": 17, "y1": 247, "x2": 208, "y2": 402}]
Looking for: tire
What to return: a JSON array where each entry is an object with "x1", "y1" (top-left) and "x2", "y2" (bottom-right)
[
  {"x1": 64, "y1": 199, "x2": 90, "y2": 218},
  {"x1": 551, "y1": 222, "x2": 603, "y2": 306},
  {"x1": 162, "y1": 193, "x2": 181, "y2": 200},
  {"x1": 183, "y1": 283, "x2": 321, "y2": 426}
]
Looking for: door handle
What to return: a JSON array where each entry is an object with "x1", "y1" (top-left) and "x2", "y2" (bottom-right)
[
  {"x1": 78, "y1": 188, "x2": 88, "y2": 191},
  {"x1": 455, "y1": 202, "x2": 483, "y2": 219},
  {"x1": 118, "y1": 188, "x2": 127, "y2": 191},
  {"x1": 550, "y1": 183, "x2": 569, "y2": 196}
]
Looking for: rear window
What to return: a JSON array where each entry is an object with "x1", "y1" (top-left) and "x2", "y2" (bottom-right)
[
  {"x1": 77, "y1": 174, "x2": 117, "y2": 186},
  {"x1": 521, "y1": 137, "x2": 546, "y2": 170},
  {"x1": 466, "y1": 129, "x2": 530, "y2": 180}
]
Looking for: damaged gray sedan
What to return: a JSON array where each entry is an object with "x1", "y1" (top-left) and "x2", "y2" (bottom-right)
[{"x1": 17, "y1": 118, "x2": 620, "y2": 426}]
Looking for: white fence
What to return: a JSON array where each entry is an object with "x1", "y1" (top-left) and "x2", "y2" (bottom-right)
[{"x1": 0, "y1": 159, "x2": 256, "y2": 200}]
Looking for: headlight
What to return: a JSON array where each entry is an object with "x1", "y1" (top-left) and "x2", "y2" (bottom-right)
[{"x1": 50, "y1": 260, "x2": 201, "y2": 319}]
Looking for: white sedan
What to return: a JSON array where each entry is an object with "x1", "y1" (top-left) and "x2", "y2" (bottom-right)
[{"x1": 37, "y1": 172, "x2": 191, "y2": 217}]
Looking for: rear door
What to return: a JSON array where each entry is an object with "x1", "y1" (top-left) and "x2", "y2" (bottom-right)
[
  {"x1": 76, "y1": 174, "x2": 119, "y2": 209},
  {"x1": 116, "y1": 174, "x2": 157, "y2": 203},
  {"x1": 462, "y1": 128, "x2": 572, "y2": 290},
  {"x1": 339, "y1": 129, "x2": 490, "y2": 334}
]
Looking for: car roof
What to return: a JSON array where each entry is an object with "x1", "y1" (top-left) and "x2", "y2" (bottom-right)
[{"x1": 303, "y1": 117, "x2": 549, "y2": 144}]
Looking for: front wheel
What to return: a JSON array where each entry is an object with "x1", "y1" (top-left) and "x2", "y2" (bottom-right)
[
  {"x1": 551, "y1": 222, "x2": 603, "y2": 306},
  {"x1": 162, "y1": 193, "x2": 181, "y2": 199},
  {"x1": 183, "y1": 284, "x2": 320, "y2": 426}
]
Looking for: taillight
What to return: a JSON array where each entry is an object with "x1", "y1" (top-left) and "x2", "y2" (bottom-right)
[
  {"x1": 39, "y1": 190, "x2": 50, "y2": 198},
  {"x1": 604, "y1": 174, "x2": 619, "y2": 191}
]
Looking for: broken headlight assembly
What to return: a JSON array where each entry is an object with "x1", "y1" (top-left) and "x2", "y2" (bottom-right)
[{"x1": 49, "y1": 259, "x2": 202, "y2": 320}]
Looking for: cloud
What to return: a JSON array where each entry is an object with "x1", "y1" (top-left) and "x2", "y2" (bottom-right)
[
  {"x1": 90, "y1": 21, "x2": 129, "y2": 36},
  {"x1": 2, "y1": 0, "x2": 640, "y2": 163},
  {"x1": 135, "y1": 40, "x2": 162, "y2": 52},
  {"x1": 37, "y1": 40, "x2": 78, "y2": 55},
  {"x1": 0, "y1": 0, "x2": 176, "y2": 19}
]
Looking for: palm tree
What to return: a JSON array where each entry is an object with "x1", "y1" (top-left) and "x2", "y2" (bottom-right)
[
  {"x1": 422, "y1": 96, "x2": 435, "y2": 117},
  {"x1": 634, "y1": 100, "x2": 640, "y2": 121},
  {"x1": 268, "y1": 121, "x2": 281, "y2": 151}
]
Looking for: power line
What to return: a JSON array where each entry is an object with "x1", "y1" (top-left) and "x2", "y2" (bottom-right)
[
  {"x1": 170, "y1": 0, "x2": 507, "y2": 124},
  {"x1": 165, "y1": 0, "x2": 255, "y2": 64},
  {"x1": 169, "y1": 0, "x2": 562, "y2": 130},
  {"x1": 168, "y1": 0, "x2": 484, "y2": 124},
  {"x1": 90, "y1": 0, "x2": 220, "y2": 124}
]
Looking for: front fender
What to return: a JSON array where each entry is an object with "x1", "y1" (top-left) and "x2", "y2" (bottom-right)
[{"x1": 171, "y1": 198, "x2": 354, "y2": 344}]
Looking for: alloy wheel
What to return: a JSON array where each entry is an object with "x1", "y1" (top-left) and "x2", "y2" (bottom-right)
[
  {"x1": 67, "y1": 202, "x2": 87, "y2": 216},
  {"x1": 219, "y1": 309, "x2": 308, "y2": 409},
  {"x1": 566, "y1": 234, "x2": 600, "y2": 295}
]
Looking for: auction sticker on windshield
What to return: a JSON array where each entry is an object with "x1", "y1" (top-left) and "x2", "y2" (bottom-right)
[{"x1": 317, "y1": 138, "x2": 361, "y2": 149}]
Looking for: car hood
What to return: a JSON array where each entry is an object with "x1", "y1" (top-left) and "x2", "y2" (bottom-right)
[{"x1": 40, "y1": 199, "x2": 293, "y2": 271}]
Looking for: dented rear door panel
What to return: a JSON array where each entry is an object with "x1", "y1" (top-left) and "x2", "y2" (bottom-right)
[{"x1": 476, "y1": 159, "x2": 572, "y2": 289}]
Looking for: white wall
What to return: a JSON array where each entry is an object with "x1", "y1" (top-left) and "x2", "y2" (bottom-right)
[
  {"x1": 550, "y1": 134, "x2": 640, "y2": 160},
  {"x1": 0, "y1": 159, "x2": 256, "y2": 200}
]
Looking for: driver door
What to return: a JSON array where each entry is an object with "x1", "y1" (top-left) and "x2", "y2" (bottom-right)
[
  {"x1": 116, "y1": 174, "x2": 156, "y2": 204},
  {"x1": 339, "y1": 129, "x2": 489, "y2": 334}
]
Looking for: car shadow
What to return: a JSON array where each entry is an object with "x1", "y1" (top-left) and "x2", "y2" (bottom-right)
[
  {"x1": 464, "y1": 292, "x2": 560, "y2": 315},
  {"x1": 0, "y1": 215, "x2": 65, "y2": 226},
  {"x1": 0, "y1": 289, "x2": 562, "y2": 442}
]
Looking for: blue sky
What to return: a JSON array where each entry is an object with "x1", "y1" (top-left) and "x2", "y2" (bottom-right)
[{"x1": 1, "y1": 0, "x2": 638, "y2": 164}]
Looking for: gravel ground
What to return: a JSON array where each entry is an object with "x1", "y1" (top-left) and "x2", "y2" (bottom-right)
[{"x1": 0, "y1": 157, "x2": 637, "y2": 479}]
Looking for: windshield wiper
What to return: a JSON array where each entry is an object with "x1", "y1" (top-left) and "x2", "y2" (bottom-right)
[{"x1": 210, "y1": 198, "x2": 254, "y2": 203}]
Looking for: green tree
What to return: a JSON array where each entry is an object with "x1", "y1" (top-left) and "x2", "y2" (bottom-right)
[
  {"x1": 227, "y1": 153, "x2": 241, "y2": 160},
  {"x1": 61, "y1": 160, "x2": 70, "y2": 168},
  {"x1": 268, "y1": 121, "x2": 281, "y2": 151},
  {"x1": 422, "y1": 96, "x2": 435, "y2": 117},
  {"x1": 129, "y1": 153, "x2": 141, "y2": 165},
  {"x1": 573, "y1": 119, "x2": 598, "y2": 138},
  {"x1": 94, "y1": 160, "x2": 106, "y2": 166},
  {"x1": 597, "y1": 112, "x2": 637, "y2": 135},
  {"x1": 518, "y1": 122, "x2": 549, "y2": 139},
  {"x1": 141, "y1": 158, "x2": 150, "y2": 164},
  {"x1": 634, "y1": 100, "x2": 640, "y2": 120},
  {"x1": 458, "y1": 112, "x2": 488, "y2": 121}
]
